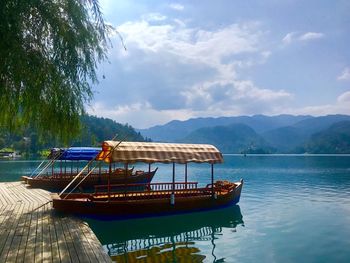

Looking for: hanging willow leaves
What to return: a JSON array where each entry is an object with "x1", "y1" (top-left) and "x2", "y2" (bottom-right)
[{"x1": 0, "y1": 0, "x2": 110, "y2": 142}]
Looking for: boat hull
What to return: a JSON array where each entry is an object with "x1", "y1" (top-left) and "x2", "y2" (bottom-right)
[
  {"x1": 51, "y1": 181, "x2": 243, "y2": 219},
  {"x1": 22, "y1": 170, "x2": 156, "y2": 191}
]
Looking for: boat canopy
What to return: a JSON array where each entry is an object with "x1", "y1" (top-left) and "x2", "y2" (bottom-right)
[
  {"x1": 96, "y1": 141, "x2": 223, "y2": 164},
  {"x1": 48, "y1": 147, "x2": 101, "y2": 161}
]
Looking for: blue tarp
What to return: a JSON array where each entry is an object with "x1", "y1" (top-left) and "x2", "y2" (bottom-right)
[{"x1": 49, "y1": 147, "x2": 101, "y2": 161}]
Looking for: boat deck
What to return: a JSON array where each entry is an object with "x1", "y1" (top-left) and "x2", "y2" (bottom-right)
[
  {"x1": 0, "y1": 182, "x2": 112, "y2": 263},
  {"x1": 61, "y1": 187, "x2": 232, "y2": 202}
]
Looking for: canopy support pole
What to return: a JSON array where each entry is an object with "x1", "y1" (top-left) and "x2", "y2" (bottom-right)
[
  {"x1": 124, "y1": 163, "x2": 128, "y2": 198},
  {"x1": 99, "y1": 161, "x2": 102, "y2": 183},
  {"x1": 51, "y1": 161, "x2": 54, "y2": 177},
  {"x1": 171, "y1": 162, "x2": 175, "y2": 205},
  {"x1": 108, "y1": 162, "x2": 111, "y2": 201},
  {"x1": 148, "y1": 163, "x2": 151, "y2": 191},
  {"x1": 211, "y1": 163, "x2": 215, "y2": 198},
  {"x1": 185, "y1": 163, "x2": 188, "y2": 189},
  {"x1": 60, "y1": 134, "x2": 125, "y2": 198}
]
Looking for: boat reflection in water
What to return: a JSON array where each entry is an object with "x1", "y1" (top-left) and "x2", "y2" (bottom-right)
[{"x1": 86, "y1": 205, "x2": 244, "y2": 262}]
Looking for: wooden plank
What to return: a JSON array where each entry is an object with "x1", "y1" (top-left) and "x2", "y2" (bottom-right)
[
  {"x1": 53, "y1": 214, "x2": 71, "y2": 263},
  {"x1": 64, "y1": 217, "x2": 93, "y2": 263},
  {"x1": 47, "y1": 206, "x2": 60, "y2": 263},
  {"x1": 6, "y1": 203, "x2": 29, "y2": 262},
  {"x1": 0, "y1": 182, "x2": 111, "y2": 263},
  {"x1": 16, "y1": 188, "x2": 39, "y2": 207},
  {"x1": 0, "y1": 202, "x2": 25, "y2": 262},
  {"x1": 0, "y1": 204, "x2": 16, "y2": 255},
  {"x1": 60, "y1": 217, "x2": 80, "y2": 263},
  {"x1": 34, "y1": 205, "x2": 44, "y2": 263},
  {"x1": 15, "y1": 202, "x2": 34, "y2": 263},
  {"x1": 0, "y1": 184, "x2": 13, "y2": 206},
  {"x1": 80, "y1": 223, "x2": 112, "y2": 263},
  {"x1": 42, "y1": 204, "x2": 53, "y2": 263},
  {"x1": 0, "y1": 186, "x2": 6, "y2": 207},
  {"x1": 24, "y1": 200, "x2": 38, "y2": 263}
]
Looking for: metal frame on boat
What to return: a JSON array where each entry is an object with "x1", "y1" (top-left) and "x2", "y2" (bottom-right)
[
  {"x1": 51, "y1": 141, "x2": 243, "y2": 218},
  {"x1": 23, "y1": 147, "x2": 156, "y2": 190}
]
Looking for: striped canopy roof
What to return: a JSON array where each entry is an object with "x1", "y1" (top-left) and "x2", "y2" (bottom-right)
[{"x1": 96, "y1": 141, "x2": 223, "y2": 164}]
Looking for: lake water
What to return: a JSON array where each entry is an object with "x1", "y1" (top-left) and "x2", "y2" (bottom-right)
[{"x1": 1, "y1": 155, "x2": 350, "y2": 262}]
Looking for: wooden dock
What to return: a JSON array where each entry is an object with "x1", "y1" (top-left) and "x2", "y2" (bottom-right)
[{"x1": 0, "y1": 182, "x2": 112, "y2": 263}]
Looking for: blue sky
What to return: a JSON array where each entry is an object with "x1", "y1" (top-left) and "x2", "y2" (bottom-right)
[{"x1": 88, "y1": 0, "x2": 350, "y2": 128}]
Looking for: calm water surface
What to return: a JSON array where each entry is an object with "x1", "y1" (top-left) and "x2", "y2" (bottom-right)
[{"x1": 1, "y1": 155, "x2": 350, "y2": 263}]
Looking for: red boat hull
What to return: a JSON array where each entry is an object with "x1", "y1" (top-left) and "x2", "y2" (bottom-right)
[{"x1": 22, "y1": 170, "x2": 156, "y2": 191}]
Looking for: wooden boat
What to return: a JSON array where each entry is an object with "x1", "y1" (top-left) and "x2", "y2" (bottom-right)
[
  {"x1": 23, "y1": 147, "x2": 156, "y2": 190},
  {"x1": 52, "y1": 141, "x2": 243, "y2": 218},
  {"x1": 23, "y1": 169, "x2": 157, "y2": 191}
]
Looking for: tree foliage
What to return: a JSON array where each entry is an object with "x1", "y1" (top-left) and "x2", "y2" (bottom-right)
[
  {"x1": 0, "y1": 0, "x2": 110, "y2": 142},
  {"x1": 305, "y1": 121, "x2": 350, "y2": 153},
  {"x1": 0, "y1": 114, "x2": 147, "y2": 156}
]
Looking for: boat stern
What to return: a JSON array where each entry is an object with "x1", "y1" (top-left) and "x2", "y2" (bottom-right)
[{"x1": 233, "y1": 179, "x2": 244, "y2": 204}]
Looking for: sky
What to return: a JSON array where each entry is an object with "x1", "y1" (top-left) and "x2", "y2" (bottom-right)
[{"x1": 87, "y1": 0, "x2": 350, "y2": 129}]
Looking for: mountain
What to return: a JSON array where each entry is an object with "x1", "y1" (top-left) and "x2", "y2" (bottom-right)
[
  {"x1": 261, "y1": 126, "x2": 305, "y2": 152},
  {"x1": 292, "y1": 114, "x2": 350, "y2": 135},
  {"x1": 139, "y1": 114, "x2": 311, "y2": 142},
  {"x1": 75, "y1": 115, "x2": 145, "y2": 146},
  {"x1": 261, "y1": 115, "x2": 350, "y2": 152},
  {"x1": 304, "y1": 121, "x2": 350, "y2": 153},
  {"x1": 179, "y1": 123, "x2": 274, "y2": 153}
]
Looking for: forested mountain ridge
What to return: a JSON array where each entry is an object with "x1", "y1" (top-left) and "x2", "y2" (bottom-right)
[
  {"x1": 139, "y1": 114, "x2": 350, "y2": 153},
  {"x1": 0, "y1": 115, "x2": 146, "y2": 156},
  {"x1": 304, "y1": 121, "x2": 350, "y2": 153},
  {"x1": 261, "y1": 115, "x2": 350, "y2": 152},
  {"x1": 138, "y1": 114, "x2": 311, "y2": 142},
  {"x1": 180, "y1": 123, "x2": 274, "y2": 154},
  {"x1": 76, "y1": 115, "x2": 145, "y2": 146}
]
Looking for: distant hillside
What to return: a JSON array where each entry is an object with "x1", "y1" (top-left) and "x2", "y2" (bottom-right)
[
  {"x1": 261, "y1": 126, "x2": 305, "y2": 152},
  {"x1": 139, "y1": 114, "x2": 311, "y2": 142},
  {"x1": 179, "y1": 123, "x2": 274, "y2": 153},
  {"x1": 75, "y1": 115, "x2": 145, "y2": 146},
  {"x1": 261, "y1": 115, "x2": 350, "y2": 152},
  {"x1": 139, "y1": 114, "x2": 350, "y2": 153},
  {"x1": 304, "y1": 121, "x2": 350, "y2": 153},
  {"x1": 292, "y1": 115, "x2": 350, "y2": 135},
  {"x1": 0, "y1": 115, "x2": 145, "y2": 155}
]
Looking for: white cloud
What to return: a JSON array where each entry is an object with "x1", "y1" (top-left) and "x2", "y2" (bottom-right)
[
  {"x1": 142, "y1": 13, "x2": 167, "y2": 22},
  {"x1": 181, "y1": 80, "x2": 292, "y2": 112},
  {"x1": 87, "y1": 102, "x2": 193, "y2": 128},
  {"x1": 337, "y1": 67, "x2": 350, "y2": 81},
  {"x1": 286, "y1": 91, "x2": 350, "y2": 116},
  {"x1": 282, "y1": 31, "x2": 324, "y2": 44},
  {"x1": 169, "y1": 3, "x2": 184, "y2": 11},
  {"x1": 337, "y1": 91, "x2": 350, "y2": 103},
  {"x1": 282, "y1": 32, "x2": 297, "y2": 44},
  {"x1": 173, "y1": 18, "x2": 186, "y2": 27},
  {"x1": 299, "y1": 32, "x2": 324, "y2": 41},
  {"x1": 94, "y1": 14, "x2": 298, "y2": 128}
]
